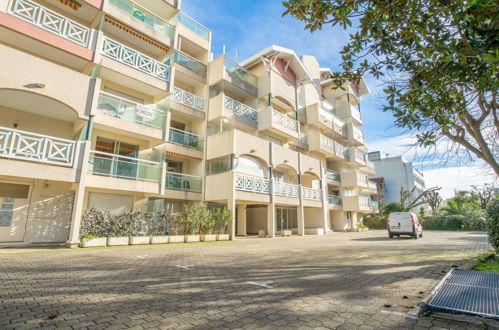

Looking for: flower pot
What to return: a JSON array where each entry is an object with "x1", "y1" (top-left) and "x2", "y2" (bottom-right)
[
  {"x1": 129, "y1": 236, "x2": 150, "y2": 245},
  {"x1": 80, "y1": 237, "x2": 107, "y2": 248},
  {"x1": 217, "y1": 234, "x2": 230, "y2": 241},
  {"x1": 184, "y1": 235, "x2": 200, "y2": 243},
  {"x1": 200, "y1": 234, "x2": 217, "y2": 242},
  {"x1": 281, "y1": 230, "x2": 292, "y2": 237},
  {"x1": 107, "y1": 237, "x2": 129, "y2": 246},
  {"x1": 168, "y1": 235, "x2": 185, "y2": 243},
  {"x1": 150, "y1": 236, "x2": 169, "y2": 244}
]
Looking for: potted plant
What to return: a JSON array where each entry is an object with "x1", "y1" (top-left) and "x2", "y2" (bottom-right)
[
  {"x1": 129, "y1": 211, "x2": 151, "y2": 245},
  {"x1": 184, "y1": 202, "x2": 207, "y2": 242},
  {"x1": 149, "y1": 210, "x2": 169, "y2": 244},
  {"x1": 79, "y1": 208, "x2": 109, "y2": 248},
  {"x1": 107, "y1": 210, "x2": 132, "y2": 246},
  {"x1": 81, "y1": 235, "x2": 107, "y2": 247},
  {"x1": 168, "y1": 213, "x2": 185, "y2": 243},
  {"x1": 215, "y1": 207, "x2": 232, "y2": 241},
  {"x1": 200, "y1": 208, "x2": 217, "y2": 242}
]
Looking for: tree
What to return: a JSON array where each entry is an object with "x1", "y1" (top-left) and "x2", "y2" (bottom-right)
[
  {"x1": 470, "y1": 183, "x2": 498, "y2": 209},
  {"x1": 400, "y1": 186, "x2": 440, "y2": 210},
  {"x1": 283, "y1": 0, "x2": 499, "y2": 175},
  {"x1": 372, "y1": 178, "x2": 386, "y2": 216},
  {"x1": 486, "y1": 196, "x2": 499, "y2": 253},
  {"x1": 425, "y1": 189, "x2": 443, "y2": 212}
]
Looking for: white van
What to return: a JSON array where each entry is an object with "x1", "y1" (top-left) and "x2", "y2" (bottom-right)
[{"x1": 387, "y1": 212, "x2": 423, "y2": 239}]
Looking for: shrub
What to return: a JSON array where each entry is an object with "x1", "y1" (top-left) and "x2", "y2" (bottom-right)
[
  {"x1": 212, "y1": 207, "x2": 233, "y2": 234},
  {"x1": 363, "y1": 214, "x2": 387, "y2": 229},
  {"x1": 383, "y1": 202, "x2": 405, "y2": 214},
  {"x1": 185, "y1": 202, "x2": 210, "y2": 235},
  {"x1": 486, "y1": 197, "x2": 499, "y2": 253},
  {"x1": 80, "y1": 208, "x2": 113, "y2": 237},
  {"x1": 422, "y1": 209, "x2": 487, "y2": 231}
]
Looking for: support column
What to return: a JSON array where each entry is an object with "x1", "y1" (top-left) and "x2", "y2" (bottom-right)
[
  {"x1": 236, "y1": 204, "x2": 246, "y2": 236},
  {"x1": 297, "y1": 204, "x2": 305, "y2": 236},
  {"x1": 227, "y1": 197, "x2": 236, "y2": 240},
  {"x1": 320, "y1": 161, "x2": 330, "y2": 232},
  {"x1": 267, "y1": 203, "x2": 275, "y2": 238}
]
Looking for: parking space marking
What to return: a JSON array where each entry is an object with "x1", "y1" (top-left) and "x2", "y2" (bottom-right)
[
  {"x1": 175, "y1": 265, "x2": 194, "y2": 269},
  {"x1": 246, "y1": 281, "x2": 275, "y2": 289}
]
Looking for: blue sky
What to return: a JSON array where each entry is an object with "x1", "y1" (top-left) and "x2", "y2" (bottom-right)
[{"x1": 182, "y1": 0, "x2": 496, "y2": 198}]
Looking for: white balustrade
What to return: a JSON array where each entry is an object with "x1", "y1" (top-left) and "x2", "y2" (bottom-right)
[
  {"x1": 101, "y1": 37, "x2": 170, "y2": 82},
  {"x1": 302, "y1": 187, "x2": 322, "y2": 201},
  {"x1": 273, "y1": 181, "x2": 299, "y2": 198},
  {"x1": 319, "y1": 134, "x2": 335, "y2": 153},
  {"x1": 171, "y1": 86, "x2": 205, "y2": 112},
  {"x1": 224, "y1": 96, "x2": 258, "y2": 121},
  {"x1": 235, "y1": 174, "x2": 270, "y2": 194},
  {"x1": 9, "y1": 0, "x2": 91, "y2": 47},
  {"x1": 272, "y1": 109, "x2": 299, "y2": 132},
  {"x1": 0, "y1": 126, "x2": 76, "y2": 167},
  {"x1": 336, "y1": 142, "x2": 347, "y2": 158},
  {"x1": 352, "y1": 126, "x2": 364, "y2": 141}
]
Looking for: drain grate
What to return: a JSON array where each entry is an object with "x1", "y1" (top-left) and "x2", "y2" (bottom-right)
[{"x1": 422, "y1": 269, "x2": 499, "y2": 320}]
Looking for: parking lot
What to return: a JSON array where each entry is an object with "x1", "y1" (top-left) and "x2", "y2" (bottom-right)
[{"x1": 0, "y1": 231, "x2": 491, "y2": 329}]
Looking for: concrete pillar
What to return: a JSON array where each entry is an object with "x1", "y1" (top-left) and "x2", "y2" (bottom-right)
[
  {"x1": 0, "y1": 0, "x2": 9, "y2": 13},
  {"x1": 267, "y1": 203, "x2": 275, "y2": 238},
  {"x1": 297, "y1": 204, "x2": 305, "y2": 236},
  {"x1": 227, "y1": 197, "x2": 236, "y2": 240},
  {"x1": 236, "y1": 204, "x2": 246, "y2": 236},
  {"x1": 67, "y1": 141, "x2": 91, "y2": 247},
  {"x1": 320, "y1": 161, "x2": 329, "y2": 232}
]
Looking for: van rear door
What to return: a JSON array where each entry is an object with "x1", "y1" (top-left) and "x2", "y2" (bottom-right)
[{"x1": 390, "y1": 213, "x2": 413, "y2": 233}]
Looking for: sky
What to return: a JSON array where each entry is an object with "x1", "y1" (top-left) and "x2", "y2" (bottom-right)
[{"x1": 182, "y1": 0, "x2": 496, "y2": 198}]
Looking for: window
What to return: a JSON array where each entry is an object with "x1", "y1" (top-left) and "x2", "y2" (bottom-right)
[{"x1": 234, "y1": 155, "x2": 265, "y2": 177}]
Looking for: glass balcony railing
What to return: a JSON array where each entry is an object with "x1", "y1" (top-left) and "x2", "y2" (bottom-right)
[
  {"x1": 171, "y1": 86, "x2": 205, "y2": 112},
  {"x1": 166, "y1": 52, "x2": 207, "y2": 77},
  {"x1": 224, "y1": 96, "x2": 258, "y2": 121},
  {"x1": 168, "y1": 128, "x2": 203, "y2": 150},
  {"x1": 328, "y1": 195, "x2": 342, "y2": 205},
  {"x1": 224, "y1": 58, "x2": 258, "y2": 90},
  {"x1": 165, "y1": 172, "x2": 203, "y2": 192},
  {"x1": 8, "y1": 0, "x2": 91, "y2": 47},
  {"x1": 89, "y1": 151, "x2": 162, "y2": 182},
  {"x1": 0, "y1": 125, "x2": 76, "y2": 167},
  {"x1": 97, "y1": 92, "x2": 167, "y2": 129},
  {"x1": 368, "y1": 181, "x2": 377, "y2": 191},
  {"x1": 171, "y1": 13, "x2": 209, "y2": 40},
  {"x1": 370, "y1": 201, "x2": 379, "y2": 210},
  {"x1": 101, "y1": 37, "x2": 171, "y2": 82},
  {"x1": 108, "y1": 0, "x2": 175, "y2": 39},
  {"x1": 326, "y1": 170, "x2": 341, "y2": 182}
]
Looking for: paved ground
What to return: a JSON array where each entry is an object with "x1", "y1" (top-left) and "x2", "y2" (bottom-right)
[{"x1": 0, "y1": 231, "x2": 492, "y2": 329}]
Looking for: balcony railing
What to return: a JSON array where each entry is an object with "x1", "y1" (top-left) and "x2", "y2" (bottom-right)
[
  {"x1": 165, "y1": 172, "x2": 202, "y2": 192},
  {"x1": 88, "y1": 150, "x2": 161, "y2": 182},
  {"x1": 109, "y1": 0, "x2": 175, "y2": 39},
  {"x1": 359, "y1": 196, "x2": 370, "y2": 207},
  {"x1": 356, "y1": 150, "x2": 367, "y2": 165},
  {"x1": 370, "y1": 201, "x2": 379, "y2": 210},
  {"x1": 366, "y1": 159, "x2": 375, "y2": 169},
  {"x1": 302, "y1": 187, "x2": 322, "y2": 201},
  {"x1": 326, "y1": 170, "x2": 340, "y2": 182},
  {"x1": 335, "y1": 142, "x2": 347, "y2": 158},
  {"x1": 274, "y1": 181, "x2": 300, "y2": 198},
  {"x1": 171, "y1": 13, "x2": 209, "y2": 40},
  {"x1": 171, "y1": 86, "x2": 205, "y2": 112},
  {"x1": 321, "y1": 98, "x2": 335, "y2": 113},
  {"x1": 299, "y1": 132, "x2": 308, "y2": 145},
  {"x1": 368, "y1": 181, "x2": 377, "y2": 191},
  {"x1": 328, "y1": 195, "x2": 342, "y2": 205},
  {"x1": 169, "y1": 128, "x2": 203, "y2": 150},
  {"x1": 0, "y1": 126, "x2": 76, "y2": 167},
  {"x1": 224, "y1": 58, "x2": 258, "y2": 91},
  {"x1": 166, "y1": 52, "x2": 207, "y2": 77},
  {"x1": 357, "y1": 173, "x2": 368, "y2": 185},
  {"x1": 224, "y1": 96, "x2": 258, "y2": 122},
  {"x1": 235, "y1": 174, "x2": 271, "y2": 194},
  {"x1": 97, "y1": 92, "x2": 166, "y2": 129},
  {"x1": 352, "y1": 126, "x2": 364, "y2": 141},
  {"x1": 9, "y1": 0, "x2": 91, "y2": 47},
  {"x1": 319, "y1": 134, "x2": 335, "y2": 153},
  {"x1": 101, "y1": 37, "x2": 170, "y2": 82},
  {"x1": 351, "y1": 105, "x2": 362, "y2": 122},
  {"x1": 272, "y1": 109, "x2": 299, "y2": 132}
]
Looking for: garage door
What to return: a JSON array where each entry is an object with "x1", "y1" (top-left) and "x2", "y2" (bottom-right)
[{"x1": 88, "y1": 193, "x2": 133, "y2": 215}]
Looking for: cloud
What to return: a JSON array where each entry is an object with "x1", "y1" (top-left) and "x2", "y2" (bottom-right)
[{"x1": 422, "y1": 166, "x2": 497, "y2": 199}]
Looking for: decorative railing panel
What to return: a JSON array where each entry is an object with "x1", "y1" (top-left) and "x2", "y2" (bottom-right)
[
  {"x1": 272, "y1": 109, "x2": 299, "y2": 132},
  {"x1": 328, "y1": 195, "x2": 342, "y2": 205},
  {"x1": 273, "y1": 181, "x2": 299, "y2": 198},
  {"x1": 97, "y1": 92, "x2": 166, "y2": 129},
  {"x1": 326, "y1": 170, "x2": 340, "y2": 182},
  {"x1": 171, "y1": 86, "x2": 205, "y2": 112},
  {"x1": 235, "y1": 174, "x2": 270, "y2": 194},
  {"x1": 0, "y1": 126, "x2": 76, "y2": 167},
  {"x1": 224, "y1": 96, "x2": 258, "y2": 121},
  {"x1": 319, "y1": 134, "x2": 335, "y2": 153},
  {"x1": 302, "y1": 187, "x2": 322, "y2": 201},
  {"x1": 88, "y1": 151, "x2": 161, "y2": 182},
  {"x1": 101, "y1": 37, "x2": 170, "y2": 82},
  {"x1": 165, "y1": 172, "x2": 202, "y2": 192},
  {"x1": 168, "y1": 128, "x2": 203, "y2": 150},
  {"x1": 108, "y1": 0, "x2": 175, "y2": 39},
  {"x1": 9, "y1": 0, "x2": 91, "y2": 47}
]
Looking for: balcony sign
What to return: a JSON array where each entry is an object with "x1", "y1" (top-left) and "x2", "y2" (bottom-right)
[
  {"x1": 132, "y1": 7, "x2": 145, "y2": 22},
  {"x1": 136, "y1": 104, "x2": 153, "y2": 119}
]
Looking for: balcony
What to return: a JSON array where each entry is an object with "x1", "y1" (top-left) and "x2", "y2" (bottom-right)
[
  {"x1": 346, "y1": 123, "x2": 364, "y2": 146},
  {"x1": 326, "y1": 170, "x2": 341, "y2": 185},
  {"x1": 88, "y1": 150, "x2": 162, "y2": 183},
  {"x1": 370, "y1": 201, "x2": 379, "y2": 212},
  {"x1": 0, "y1": 125, "x2": 76, "y2": 167},
  {"x1": 302, "y1": 187, "x2": 322, "y2": 201},
  {"x1": 107, "y1": 0, "x2": 175, "y2": 43},
  {"x1": 208, "y1": 55, "x2": 258, "y2": 96},
  {"x1": 328, "y1": 195, "x2": 342, "y2": 210},
  {"x1": 99, "y1": 37, "x2": 171, "y2": 97},
  {"x1": 171, "y1": 86, "x2": 205, "y2": 112},
  {"x1": 364, "y1": 159, "x2": 376, "y2": 175},
  {"x1": 347, "y1": 148, "x2": 366, "y2": 166},
  {"x1": 340, "y1": 171, "x2": 368, "y2": 188},
  {"x1": 368, "y1": 181, "x2": 377, "y2": 193},
  {"x1": 96, "y1": 92, "x2": 167, "y2": 130},
  {"x1": 8, "y1": 0, "x2": 92, "y2": 48},
  {"x1": 235, "y1": 173, "x2": 271, "y2": 194},
  {"x1": 165, "y1": 172, "x2": 202, "y2": 192},
  {"x1": 308, "y1": 131, "x2": 335, "y2": 157},
  {"x1": 258, "y1": 108, "x2": 299, "y2": 140},
  {"x1": 168, "y1": 128, "x2": 203, "y2": 151},
  {"x1": 343, "y1": 195, "x2": 371, "y2": 212},
  {"x1": 223, "y1": 95, "x2": 258, "y2": 122},
  {"x1": 166, "y1": 51, "x2": 207, "y2": 79},
  {"x1": 305, "y1": 103, "x2": 333, "y2": 132},
  {"x1": 274, "y1": 181, "x2": 300, "y2": 198}
]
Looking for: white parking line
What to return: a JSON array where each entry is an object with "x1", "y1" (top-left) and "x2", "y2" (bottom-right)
[
  {"x1": 175, "y1": 265, "x2": 194, "y2": 269},
  {"x1": 380, "y1": 310, "x2": 407, "y2": 317},
  {"x1": 246, "y1": 281, "x2": 275, "y2": 289},
  {"x1": 137, "y1": 255, "x2": 148, "y2": 259}
]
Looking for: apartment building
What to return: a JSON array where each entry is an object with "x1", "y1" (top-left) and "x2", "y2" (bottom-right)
[
  {"x1": 0, "y1": 0, "x2": 376, "y2": 245},
  {"x1": 0, "y1": 0, "x2": 210, "y2": 245}
]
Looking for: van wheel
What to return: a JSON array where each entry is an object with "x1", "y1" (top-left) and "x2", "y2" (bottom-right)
[
  {"x1": 413, "y1": 233, "x2": 418, "y2": 239},
  {"x1": 389, "y1": 233, "x2": 393, "y2": 239},
  {"x1": 419, "y1": 232, "x2": 423, "y2": 238}
]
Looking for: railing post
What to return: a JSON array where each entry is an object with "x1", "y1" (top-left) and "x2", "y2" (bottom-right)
[{"x1": 160, "y1": 162, "x2": 166, "y2": 195}]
